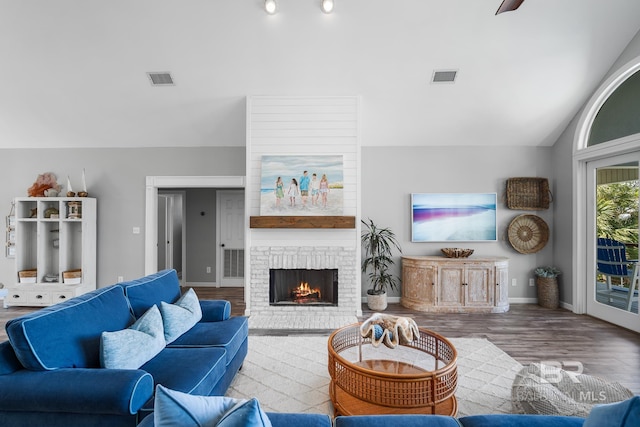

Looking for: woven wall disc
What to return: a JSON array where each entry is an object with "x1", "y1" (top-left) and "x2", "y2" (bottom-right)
[{"x1": 508, "y1": 214, "x2": 549, "y2": 254}]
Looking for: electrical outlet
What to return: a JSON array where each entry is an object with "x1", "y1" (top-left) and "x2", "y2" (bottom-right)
[
  {"x1": 206, "y1": 266, "x2": 211, "y2": 274},
  {"x1": 511, "y1": 278, "x2": 517, "y2": 287},
  {"x1": 117, "y1": 276, "x2": 124, "y2": 283},
  {"x1": 529, "y1": 278, "x2": 535, "y2": 287}
]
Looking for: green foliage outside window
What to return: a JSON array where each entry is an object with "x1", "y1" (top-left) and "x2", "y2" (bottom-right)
[{"x1": 597, "y1": 181, "x2": 639, "y2": 288}]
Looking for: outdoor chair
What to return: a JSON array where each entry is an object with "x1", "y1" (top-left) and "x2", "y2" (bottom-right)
[{"x1": 596, "y1": 237, "x2": 639, "y2": 312}]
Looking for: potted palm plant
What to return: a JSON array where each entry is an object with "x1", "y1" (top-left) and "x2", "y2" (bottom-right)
[{"x1": 361, "y1": 218, "x2": 402, "y2": 311}]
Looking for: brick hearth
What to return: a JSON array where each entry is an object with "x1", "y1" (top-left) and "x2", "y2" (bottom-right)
[{"x1": 248, "y1": 246, "x2": 359, "y2": 329}]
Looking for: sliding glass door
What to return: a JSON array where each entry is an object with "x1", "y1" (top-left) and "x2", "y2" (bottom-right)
[{"x1": 586, "y1": 153, "x2": 640, "y2": 332}]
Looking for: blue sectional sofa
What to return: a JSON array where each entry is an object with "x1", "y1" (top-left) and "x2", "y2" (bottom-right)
[
  {"x1": 334, "y1": 414, "x2": 585, "y2": 426},
  {"x1": 0, "y1": 269, "x2": 248, "y2": 427},
  {"x1": 137, "y1": 396, "x2": 639, "y2": 427},
  {"x1": 331, "y1": 395, "x2": 639, "y2": 427}
]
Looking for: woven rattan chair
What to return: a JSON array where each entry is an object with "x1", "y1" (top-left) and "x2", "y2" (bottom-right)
[{"x1": 596, "y1": 237, "x2": 639, "y2": 312}]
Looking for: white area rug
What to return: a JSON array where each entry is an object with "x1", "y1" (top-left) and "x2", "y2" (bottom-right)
[{"x1": 226, "y1": 336, "x2": 522, "y2": 417}]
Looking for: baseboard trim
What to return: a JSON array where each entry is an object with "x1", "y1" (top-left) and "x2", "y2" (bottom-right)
[
  {"x1": 185, "y1": 282, "x2": 218, "y2": 287},
  {"x1": 560, "y1": 301, "x2": 574, "y2": 311},
  {"x1": 509, "y1": 297, "x2": 538, "y2": 304},
  {"x1": 360, "y1": 296, "x2": 401, "y2": 303}
]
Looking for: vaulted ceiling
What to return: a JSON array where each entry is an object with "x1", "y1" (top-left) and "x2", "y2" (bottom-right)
[{"x1": 1, "y1": 0, "x2": 639, "y2": 149}]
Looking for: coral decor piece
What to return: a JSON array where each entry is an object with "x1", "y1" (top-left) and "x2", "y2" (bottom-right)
[
  {"x1": 360, "y1": 312, "x2": 420, "y2": 349},
  {"x1": 27, "y1": 172, "x2": 62, "y2": 197}
]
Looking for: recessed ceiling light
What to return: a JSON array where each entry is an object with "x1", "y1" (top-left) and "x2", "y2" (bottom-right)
[
  {"x1": 321, "y1": 0, "x2": 334, "y2": 14},
  {"x1": 265, "y1": 0, "x2": 277, "y2": 15}
]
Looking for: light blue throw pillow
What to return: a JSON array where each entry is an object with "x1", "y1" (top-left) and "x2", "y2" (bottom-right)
[
  {"x1": 100, "y1": 304, "x2": 166, "y2": 369},
  {"x1": 159, "y1": 288, "x2": 202, "y2": 343},
  {"x1": 584, "y1": 396, "x2": 640, "y2": 427},
  {"x1": 154, "y1": 385, "x2": 272, "y2": 427}
]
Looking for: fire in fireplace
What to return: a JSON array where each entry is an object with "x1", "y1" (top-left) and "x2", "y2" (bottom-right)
[{"x1": 270, "y1": 268, "x2": 338, "y2": 306}]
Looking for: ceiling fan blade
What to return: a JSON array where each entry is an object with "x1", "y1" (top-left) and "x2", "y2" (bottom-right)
[{"x1": 496, "y1": 0, "x2": 525, "y2": 15}]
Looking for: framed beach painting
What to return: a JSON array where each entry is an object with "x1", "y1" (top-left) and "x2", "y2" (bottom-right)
[
  {"x1": 411, "y1": 193, "x2": 497, "y2": 242},
  {"x1": 260, "y1": 155, "x2": 343, "y2": 216}
]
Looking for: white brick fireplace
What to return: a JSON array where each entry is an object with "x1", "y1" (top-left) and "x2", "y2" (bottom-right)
[
  {"x1": 249, "y1": 246, "x2": 358, "y2": 325},
  {"x1": 245, "y1": 96, "x2": 362, "y2": 329}
]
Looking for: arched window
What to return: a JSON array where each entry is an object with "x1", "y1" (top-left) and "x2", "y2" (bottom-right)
[{"x1": 588, "y1": 69, "x2": 640, "y2": 146}]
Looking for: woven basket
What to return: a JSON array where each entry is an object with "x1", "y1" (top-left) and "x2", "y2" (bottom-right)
[
  {"x1": 536, "y1": 277, "x2": 559, "y2": 309},
  {"x1": 441, "y1": 248, "x2": 474, "y2": 258},
  {"x1": 508, "y1": 214, "x2": 549, "y2": 254},
  {"x1": 506, "y1": 178, "x2": 551, "y2": 210}
]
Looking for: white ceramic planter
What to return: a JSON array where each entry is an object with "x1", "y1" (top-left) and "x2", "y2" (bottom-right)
[{"x1": 367, "y1": 292, "x2": 388, "y2": 311}]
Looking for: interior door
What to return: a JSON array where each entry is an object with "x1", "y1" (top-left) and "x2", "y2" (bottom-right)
[
  {"x1": 218, "y1": 190, "x2": 245, "y2": 287},
  {"x1": 157, "y1": 195, "x2": 170, "y2": 270},
  {"x1": 586, "y1": 153, "x2": 640, "y2": 332}
]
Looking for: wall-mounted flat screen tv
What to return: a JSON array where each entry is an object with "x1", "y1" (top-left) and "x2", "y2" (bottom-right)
[{"x1": 411, "y1": 193, "x2": 497, "y2": 242}]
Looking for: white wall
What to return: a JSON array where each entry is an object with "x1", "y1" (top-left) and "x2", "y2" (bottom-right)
[
  {"x1": 0, "y1": 143, "x2": 560, "y2": 304},
  {"x1": 245, "y1": 95, "x2": 361, "y2": 316},
  {"x1": 361, "y1": 145, "x2": 555, "y2": 300},
  {"x1": 550, "y1": 28, "x2": 640, "y2": 306},
  {"x1": 246, "y1": 95, "x2": 361, "y2": 249},
  {"x1": 0, "y1": 147, "x2": 245, "y2": 289}
]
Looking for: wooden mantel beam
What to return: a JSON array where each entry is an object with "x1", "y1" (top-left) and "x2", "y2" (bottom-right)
[{"x1": 249, "y1": 216, "x2": 356, "y2": 229}]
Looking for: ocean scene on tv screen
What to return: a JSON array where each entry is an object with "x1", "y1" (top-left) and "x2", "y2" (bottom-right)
[{"x1": 412, "y1": 193, "x2": 497, "y2": 242}]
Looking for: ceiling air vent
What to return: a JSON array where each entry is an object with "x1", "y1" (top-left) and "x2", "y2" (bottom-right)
[
  {"x1": 432, "y1": 70, "x2": 458, "y2": 84},
  {"x1": 147, "y1": 72, "x2": 175, "y2": 86}
]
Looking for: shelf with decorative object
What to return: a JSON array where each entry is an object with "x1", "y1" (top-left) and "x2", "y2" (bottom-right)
[
  {"x1": 249, "y1": 215, "x2": 356, "y2": 229},
  {"x1": 401, "y1": 256, "x2": 509, "y2": 313},
  {"x1": 7, "y1": 197, "x2": 97, "y2": 307}
]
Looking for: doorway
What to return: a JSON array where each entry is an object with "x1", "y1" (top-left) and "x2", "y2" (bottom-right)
[
  {"x1": 157, "y1": 192, "x2": 185, "y2": 284},
  {"x1": 145, "y1": 176, "x2": 246, "y2": 286},
  {"x1": 218, "y1": 190, "x2": 245, "y2": 287},
  {"x1": 586, "y1": 153, "x2": 640, "y2": 332}
]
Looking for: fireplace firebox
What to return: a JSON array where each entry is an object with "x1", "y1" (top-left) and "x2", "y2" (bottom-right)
[{"x1": 269, "y1": 268, "x2": 338, "y2": 306}]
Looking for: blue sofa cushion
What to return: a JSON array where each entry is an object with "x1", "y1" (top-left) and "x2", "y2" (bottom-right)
[
  {"x1": 200, "y1": 299, "x2": 232, "y2": 321},
  {"x1": 141, "y1": 347, "x2": 227, "y2": 397},
  {"x1": 123, "y1": 269, "x2": 182, "y2": 318},
  {"x1": 0, "y1": 341, "x2": 22, "y2": 374},
  {"x1": 153, "y1": 385, "x2": 272, "y2": 427},
  {"x1": 0, "y1": 367, "x2": 154, "y2": 415},
  {"x1": 5, "y1": 285, "x2": 134, "y2": 370},
  {"x1": 167, "y1": 316, "x2": 248, "y2": 365},
  {"x1": 159, "y1": 288, "x2": 202, "y2": 344},
  {"x1": 138, "y1": 412, "x2": 331, "y2": 427},
  {"x1": 459, "y1": 414, "x2": 585, "y2": 427},
  {"x1": 335, "y1": 415, "x2": 462, "y2": 427},
  {"x1": 266, "y1": 413, "x2": 332, "y2": 427},
  {"x1": 218, "y1": 398, "x2": 272, "y2": 427},
  {"x1": 101, "y1": 305, "x2": 166, "y2": 369},
  {"x1": 583, "y1": 396, "x2": 640, "y2": 427}
]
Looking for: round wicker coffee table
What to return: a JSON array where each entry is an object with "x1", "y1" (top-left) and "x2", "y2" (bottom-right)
[{"x1": 328, "y1": 324, "x2": 458, "y2": 416}]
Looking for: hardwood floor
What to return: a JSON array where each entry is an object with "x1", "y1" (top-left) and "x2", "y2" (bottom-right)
[
  {"x1": 192, "y1": 287, "x2": 640, "y2": 394},
  {"x1": 1, "y1": 287, "x2": 638, "y2": 394}
]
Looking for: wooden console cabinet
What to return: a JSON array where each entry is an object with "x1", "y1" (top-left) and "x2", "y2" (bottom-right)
[{"x1": 401, "y1": 256, "x2": 509, "y2": 313}]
